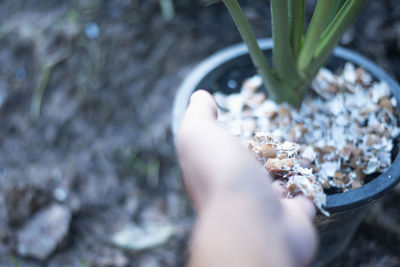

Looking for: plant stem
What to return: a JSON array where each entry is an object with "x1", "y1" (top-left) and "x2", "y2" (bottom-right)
[
  {"x1": 288, "y1": 0, "x2": 305, "y2": 60},
  {"x1": 305, "y1": 45, "x2": 335, "y2": 79},
  {"x1": 270, "y1": 0, "x2": 303, "y2": 88},
  {"x1": 297, "y1": 0, "x2": 335, "y2": 72},
  {"x1": 222, "y1": 0, "x2": 300, "y2": 103}
]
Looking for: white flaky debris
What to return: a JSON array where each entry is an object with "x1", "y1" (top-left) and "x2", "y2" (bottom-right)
[
  {"x1": 320, "y1": 162, "x2": 338, "y2": 178},
  {"x1": 214, "y1": 62, "x2": 399, "y2": 214},
  {"x1": 364, "y1": 157, "x2": 379, "y2": 175},
  {"x1": 343, "y1": 62, "x2": 357, "y2": 84},
  {"x1": 372, "y1": 81, "x2": 390, "y2": 103},
  {"x1": 242, "y1": 75, "x2": 263, "y2": 95},
  {"x1": 301, "y1": 146, "x2": 317, "y2": 162},
  {"x1": 286, "y1": 175, "x2": 328, "y2": 216},
  {"x1": 249, "y1": 134, "x2": 328, "y2": 215}
]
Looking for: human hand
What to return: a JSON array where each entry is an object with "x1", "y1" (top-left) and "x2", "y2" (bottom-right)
[{"x1": 176, "y1": 90, "x2": 317, "y2": 267}]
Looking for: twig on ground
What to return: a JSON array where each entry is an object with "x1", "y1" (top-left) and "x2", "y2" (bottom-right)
[
  {"x1": 30, "y1": 65, "x2": 52, "y2": 119},
  {"x1": 30, "y1": 53, "x2": 69, "y2": 120},
  {"x1": 159, "y1": 0, "x2": 175, "y2": 21}
]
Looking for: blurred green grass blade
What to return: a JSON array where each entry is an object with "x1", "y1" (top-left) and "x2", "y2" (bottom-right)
[
  {"x1": 159, "y1": 0, "x2": 175, "y2": 21},
  {"x1": 11, "y1": 256, "x2": 19, "y2": 267},
  {"x1": 30, "y1": 65, "x2": 52, "y2": 119}
]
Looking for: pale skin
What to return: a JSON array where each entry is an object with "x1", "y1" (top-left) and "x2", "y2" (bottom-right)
[{"x1": 176, "y1": 90, "x2": 317, "y2": 267}]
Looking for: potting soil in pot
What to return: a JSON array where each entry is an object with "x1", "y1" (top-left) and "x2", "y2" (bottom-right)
[{"x1": 214, "y1": 63, "x2": 400, "y2": 215}]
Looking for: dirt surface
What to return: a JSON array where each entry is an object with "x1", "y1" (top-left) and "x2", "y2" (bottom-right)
[{"x1": 0, "y1": 0, "x2": 399, "y2": 266}]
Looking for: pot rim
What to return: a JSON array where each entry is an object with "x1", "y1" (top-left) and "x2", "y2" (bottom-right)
[{"x1": 172, "y1": 38, "x2": 400, "y2": 213}]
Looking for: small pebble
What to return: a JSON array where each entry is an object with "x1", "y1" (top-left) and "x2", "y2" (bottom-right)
[
  {"x1": 53, "y1": 188, "x2": 68, "y2": 202},
  {"x1": 85, "y1": 22, "x2": 99, "y2": 39}
]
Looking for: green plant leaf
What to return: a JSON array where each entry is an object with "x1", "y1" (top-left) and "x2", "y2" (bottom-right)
[
  {"x1": 304, "y1": 0, "x2": 366, "y2": 77},
  {"x1": 327, "y1": 0, "x2": 346, "y2": 26},
  {"x1": 314, "y1": 0, "x2": 367, "y2": 61},
  {"x1": 297, "y1": 0, "x2": 336, "y2": 71},
  {"x1": 222, "y1": 0, "x2": 300, "y2": 103},
  {"x1": 288, "y1": 0, "x2": 305, "y2": 60},
  {"x1": 270, "y1": 0, "x2": 303, "y2": 88}
]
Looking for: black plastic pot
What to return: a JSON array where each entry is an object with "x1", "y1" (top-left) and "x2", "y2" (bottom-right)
[{"x1": 172, "y1": 39, "x2": 400, "y2": 265}]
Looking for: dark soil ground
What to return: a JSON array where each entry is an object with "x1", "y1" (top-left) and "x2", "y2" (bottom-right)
[{"x1": 0, "y1": 0, "x2": 399, "y2": 266}]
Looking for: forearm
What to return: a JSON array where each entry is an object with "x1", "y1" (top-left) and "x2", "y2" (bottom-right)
[
  {"x1": 180, "y1": 111, "x2": 295, "y2": 266},
  {"x1": 189, "y1": 190, "x2": 294, "y2": 267}
]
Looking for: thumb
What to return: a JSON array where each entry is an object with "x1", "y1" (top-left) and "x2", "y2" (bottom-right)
[{"x1": 185, "y1": 90, "x2": 218, "y2": 122}]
